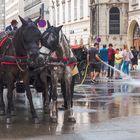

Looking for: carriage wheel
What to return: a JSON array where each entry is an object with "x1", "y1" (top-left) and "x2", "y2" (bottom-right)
[{"x1": 78, "y1": 60, "x2": 88, "y2": 83}]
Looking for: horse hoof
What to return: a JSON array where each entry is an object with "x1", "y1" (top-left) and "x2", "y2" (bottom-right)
[
  {"x1": 0, "y1": 110, "x2": 5, "y2": 116},
  {"x1": 33, "y1": 118, "x2": 39, "y2": 124},
  {"x1": 6, "y1": 118, "x2": 12, "y2": 124},
  {"x1": 67, "y1": 117, "x2": 76, "y2": 123},
  {"x1": 50, "y1": 117, "x2": 57, "y2": 123}
]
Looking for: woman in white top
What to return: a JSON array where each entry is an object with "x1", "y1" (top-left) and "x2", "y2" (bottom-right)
[{"x1": 121, "y1": 44, "x2": 132, "y2": 75}]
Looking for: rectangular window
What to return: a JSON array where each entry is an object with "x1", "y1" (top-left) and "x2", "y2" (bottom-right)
[
  {"x1": 74, "y1": 0, "x2": 77, "y2": 20},
  {"x1": 68, "y1": 1, "x2": 71, "y2": 22},
  {"x1": 80, "y1": 0, "x2": 83, "y2": 18},
  {"x1": 109, "y1": 15, "x2": 120, "y2": 34},
  {"x1": 57, "y1": 6, "x2": 60, "y2": 25},
  {"x1": 53, "y1": 8, "x2": 55, "y2": 25},
  {"x1": 63, "y1": 4, "x2": 65, "y2": 23},
  {"x1": 109, "y1": 8, "x2": 120, "y2": 34}
]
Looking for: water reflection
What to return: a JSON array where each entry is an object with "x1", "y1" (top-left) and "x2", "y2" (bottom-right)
[
  {"x1": 121, "y1": 84, "x2": 129, "y2": 93},
  {"x1": 1, "y1": 73, "x2": 140, "y2": 139}
]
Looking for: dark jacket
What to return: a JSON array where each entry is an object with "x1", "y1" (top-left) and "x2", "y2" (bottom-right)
[{"x1": 5, "y1": 25, "x2": 17, "y2": 32}]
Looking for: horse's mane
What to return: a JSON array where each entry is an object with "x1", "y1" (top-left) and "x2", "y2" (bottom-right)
[
  {"x1": 59, "y1": 30, "x2": 75, "y2": 59},
  {"x1": 59, "y1": 31, "x2": 70, "y2": 57}
]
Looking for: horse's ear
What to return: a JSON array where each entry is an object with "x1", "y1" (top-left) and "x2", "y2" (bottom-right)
[
  {"x1": 19, "y1": 16, "x2": 28, "y2": 26},
  {"x1": 47, "y1": 20, "x2": 51, "y2": 28},
  {"x1": 56, "y1": 25, "x2": 63, "y2": 32},
  {"x1": 34, "y1": 16, "x2": 41, "y2": 26}
]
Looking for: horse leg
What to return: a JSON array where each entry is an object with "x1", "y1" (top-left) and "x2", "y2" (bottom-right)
[
  {"x1": 6, "y1": 81, "x2": 14, "y2": 124},
  {"x1": 48, "y1": 77, "x2": 52, "y2": 102},
  {"x1": 0, "y1": 83, "x2": 5, "y2": 115},
  {"x1": 71, "y1": 75, "x2": 76, "y2": 108},
  {"x1": 61, "y1": 80, "x2": 67, "y2": 109},
  {"x1": 23, "y1": 73, "x2": 38, "y2": 124},
  {"x1": 64, "y1": 68, "x2": 76, "y2": 123},
  {"x1": 61, "y1": 75, "x2": 75, "y2": 109},
  {"x1": 50, "y1": 75, "x2": 58, "y2": 123},
  {"x1": 11, "y1": 85, "x2": 16, "y2": 116},
  {"x1": 40, "y1": 73, "x2": 50, "y2": 114}
]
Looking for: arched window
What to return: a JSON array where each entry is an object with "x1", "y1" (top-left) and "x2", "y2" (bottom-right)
[
  {"x1": 109, "y1": 7, "x2": 120, "y2": 34},
  {"x1": 133, "y1": 22, "x2": 140, "y2": 38}
]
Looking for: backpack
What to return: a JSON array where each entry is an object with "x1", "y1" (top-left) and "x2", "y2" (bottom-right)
[{"x1": 108, "y1": 48, "x2": 114, "y2": 61}]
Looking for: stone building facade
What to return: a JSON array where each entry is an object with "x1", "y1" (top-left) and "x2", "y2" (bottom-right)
[
  {"x1": 128, "y1": 0, "x2": 140, "y2": 50},
  {"x1": 5, "y1": 0, "x2": 24, "y2": 27},
  {"x1": 0, "y1": 0, "x2": 5, "y2": 31},
  {"x1": 49, "y1": 0, "x2": 90, "y2": 46},
  {"x1": 24, "y1": 0, "x2": 50, "y2": 32},
  {"x1": 90, "y1": 0, "x2": 129, "y2": 48}
]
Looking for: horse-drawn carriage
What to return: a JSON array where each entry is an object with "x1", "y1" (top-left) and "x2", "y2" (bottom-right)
[{"x1": 0, "y1": 18, "x2": 76, "y2": 124}]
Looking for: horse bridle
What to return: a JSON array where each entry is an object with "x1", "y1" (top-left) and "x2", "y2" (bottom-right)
[{"x1": 41, "y1": 28, "x2": 59, "y2": 51}]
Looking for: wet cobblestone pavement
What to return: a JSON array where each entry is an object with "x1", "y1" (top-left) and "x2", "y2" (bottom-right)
[{"x1": 1, "y1": 70, "x2": 140, "y2": 140}]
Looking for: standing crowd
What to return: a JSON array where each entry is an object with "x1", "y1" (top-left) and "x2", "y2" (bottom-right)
[{"x1": 87, "y1": 43, "x2": 139, "y2": 83}]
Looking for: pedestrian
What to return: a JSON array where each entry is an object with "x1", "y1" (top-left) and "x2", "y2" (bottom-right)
[
  {"x1": 87, "y1": 43, "x2": 102, "y2": 83},
  {"x1": 100, "y1": 44, "x2": 108, "y2": 78},
  {"x1": 107, "y1": 43, "x2": 115, "y2": 79},
  {"x1": 5, "y1": 19, "x2": 18, "y2": 32},
  {"x1": 131, "y1": 46, "x2": 138, "y2": 71},
  {"x1": 114, "y1": 48, "x2": 123, "y2": 79},
  {"x1": 122, "y1": 44, "x2": 133, "y2": 75}
]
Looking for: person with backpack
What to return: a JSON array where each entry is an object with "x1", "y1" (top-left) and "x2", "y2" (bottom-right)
[{"x1": 107, "y1": 43, "x2": 115, "y2": 79}]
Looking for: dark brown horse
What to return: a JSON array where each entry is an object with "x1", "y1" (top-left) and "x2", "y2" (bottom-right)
[{"x1": 0, "y1": 16, "x2": 41, "y2": 124}]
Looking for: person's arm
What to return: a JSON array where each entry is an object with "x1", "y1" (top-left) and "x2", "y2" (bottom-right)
[
  {"x1": 95, "y1": 54, "x2": 103, "y2": 62},
  {"x1": 87, "y1": 53, "x2": 90, "y2": 65},
  {"x1": 5, "y1": 26, "x2": 8, "y2": 31}
]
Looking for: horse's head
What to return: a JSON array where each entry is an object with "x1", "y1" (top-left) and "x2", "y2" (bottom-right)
[
  {"x1": 41, "y1": 21, "x2": 63, "y2": 53},
  {"x1": 40, "y1": 21, "x2": 77, "y2": 66},
  {"x1": 13, "y1": 16, "x2": 41, "y2": 59}
]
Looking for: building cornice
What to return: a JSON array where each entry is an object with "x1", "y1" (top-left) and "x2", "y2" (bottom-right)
[
  {"x1": 59, "y1": 18, "x2": 90, "y2": 26},
  {"x1": 91, "y1": 2, "x2": 128, "y2": 6},
  {"x1": 128, "y1": 9, "x2": 140, "y2": 16},
  {"x1": 129, "y1": 9, "x2": 140, "y2": 13}
]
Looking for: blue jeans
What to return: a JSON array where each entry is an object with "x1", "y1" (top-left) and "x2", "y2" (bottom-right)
[{"x1": 122, "y1": 61, "x2": 130, "y2": 75}]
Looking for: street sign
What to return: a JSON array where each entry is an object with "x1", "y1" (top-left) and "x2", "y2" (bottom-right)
[
  {"x1": 96, "y1": 37, "x2": 101, "y2": 43},
  {"x1": 38, "y1": 19, "x2": 46, "y2": 28}
]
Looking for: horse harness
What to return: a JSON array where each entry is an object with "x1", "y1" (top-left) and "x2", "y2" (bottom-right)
[{"x1": 0, "y1": 34, "x2": 30, "y2": 72}]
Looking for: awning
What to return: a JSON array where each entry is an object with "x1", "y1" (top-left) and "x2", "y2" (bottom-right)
[{"x1": 71, "y1": 45, "x2": 81, "y2": 49}]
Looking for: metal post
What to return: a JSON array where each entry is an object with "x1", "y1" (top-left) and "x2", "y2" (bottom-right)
[
  {"x1": 39, "y1": 3, "x2": 44, "y2": 19},
  {"x1": 97, "y1": 0, "x2": 99, "y2": 38},
  {"x1": 89, "y1": 0, "x2": 95, "y2": 45},
  {"x1": 3, "y1": 0, "x2": 5, "y2": 30}
]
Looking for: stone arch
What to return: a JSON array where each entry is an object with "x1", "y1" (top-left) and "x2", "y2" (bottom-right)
[{"x1": 127, "y1": 19, "x2": 140, "y2": 48}]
